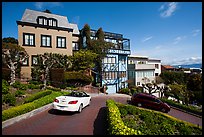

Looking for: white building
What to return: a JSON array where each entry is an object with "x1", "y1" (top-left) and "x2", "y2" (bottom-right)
[{"x1": 128, "y1": 55, "x2": 161, "y2": 87}]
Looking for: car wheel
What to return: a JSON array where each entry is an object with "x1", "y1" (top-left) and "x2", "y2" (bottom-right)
[
  {"x1": 78, "y1": 104, "x2": 83, "y2": 113},
  {"x1": 137, "y1": 103, "x2": 142, "y2": 107},
  {"x1": 161, "y1": 108, "x2": 167, "y2": 113}
]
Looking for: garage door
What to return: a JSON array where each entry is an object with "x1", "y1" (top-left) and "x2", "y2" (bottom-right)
[{"x1": 106, "y1": 84, "x2": 116, "y2": 94}]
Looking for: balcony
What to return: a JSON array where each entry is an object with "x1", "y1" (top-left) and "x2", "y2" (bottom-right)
[{"x1": 135, "y1": 64, "x2": 155, "y2": 70}]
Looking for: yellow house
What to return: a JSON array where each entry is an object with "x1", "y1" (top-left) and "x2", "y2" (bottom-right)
[{"x1": 17, "y1": 9, "x2": 79, "y2": 79}]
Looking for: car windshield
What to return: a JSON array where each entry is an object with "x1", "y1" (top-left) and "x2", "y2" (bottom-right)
[{"x1": 66, "y1": 92, "x2": 88, "y2": 97}]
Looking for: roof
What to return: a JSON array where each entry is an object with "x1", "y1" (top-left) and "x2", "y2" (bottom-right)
[
  {"x1": 162, "y1": 65, "x2": 175, "y2": 69},
  {"x1": 128, "y1": 55, "x2": 149, "y2": 59},
  {"x1": 20, "y1": 9, "x2": 79, "y2": 34}
]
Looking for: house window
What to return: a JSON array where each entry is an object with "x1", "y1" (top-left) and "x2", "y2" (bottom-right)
[
  {"x1": 31, "y1": 55, "x2": 38, "y2": 66},
  {"x1": 21, "y1": 57, "x2": 29, "y2": 66},
  {"x1": 48, "y1": 19, "x2": 53, "y2": 26},
  {"x1": 57, "y1": 36, "x2": 66, "y2": 48},
  {"x1": 41, "y1": 35, "x2": 51, "y2": 47},
  {"x1": 23, "y1": 33, "x2": 35, "y2": 46},
  {"x1": 155, "y1": 64, "x2": 159, "y2": 69},
  {"x1": 53, "y1": 20, "x2": 57, "y2": 27},
  {"x1": 39, "y1": 18, "x2": 43, "y2": 25},
  {"x1": 72, "y1": 42, "x2": 79, "y2": 50},
  {"x1": 137, "y1": 82, "x2": 140, "y2": 86}
]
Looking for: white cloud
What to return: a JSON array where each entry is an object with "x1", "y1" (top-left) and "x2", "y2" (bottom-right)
[
  {"x1": 35, "y1": 2, "x2": 44, "y2": 10},
  {"x1": 34, "y1": 2, "x2": 63, "y2": 10},
  {"x1": 192, "y1": 29, "x2": 200, "y2": 36},
  {"x1": 170, "y1": 57, "x2": 202, "y2": 65},
  {"x1": 141, "y1": 36, "x2": 153, "y2": 43},
  {"x1": 159, "y1": 2, "x2": 178, "y2": 18},
  {"x1": 173, "y1": 36, "x2": 186, "y2": 44}
]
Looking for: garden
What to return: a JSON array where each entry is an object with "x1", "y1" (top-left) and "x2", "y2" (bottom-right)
[{"x1": 106, "y1": 99, "x2": 202, "y2": 135}]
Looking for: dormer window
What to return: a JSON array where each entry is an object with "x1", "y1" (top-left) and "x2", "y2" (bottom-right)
[{"x1": 37, "y1": 16, "x2": 57, "y2": 27}]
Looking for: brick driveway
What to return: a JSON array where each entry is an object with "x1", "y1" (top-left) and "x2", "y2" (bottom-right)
[
  {"x1": 2, "y1": 94, "x2": 130, "y2": 135},
  {"x1": 2, "y1": 94, "x2": 202, "y2": 135}
]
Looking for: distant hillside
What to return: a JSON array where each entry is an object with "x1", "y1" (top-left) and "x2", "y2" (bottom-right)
[{"x1": 173, "y1": 63, "x2": 202, "y2": 69}]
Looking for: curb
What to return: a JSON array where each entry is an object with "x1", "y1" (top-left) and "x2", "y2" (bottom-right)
[
  {"x1": 2, "y1": 103, "x2": 52, "y2": 129},
  {"x1": 170, "y1": 106, "x2": 202, "y2": 118}
]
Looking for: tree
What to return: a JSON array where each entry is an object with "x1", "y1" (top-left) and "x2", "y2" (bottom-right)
[
  {"x1": 96, "y1": 27, "x2": 104, "y2": 41},
  {"x1": 2, "y1": 37, "x2": 18, "y2": 44},
  {"x1": 69, "y1": 50, "x2": 97, "y2": 71},
  {"x1": 168, "y1": 84, "x2": 187, "y2": 104},
  {"x1": 187, "y1": 73, "x2": 202, "y2": 91},
  {"x1": 81, "y1": 24, "x2": 91, "y2": 49},
  {"x1": 2, "y1": 42, "x2": 29, "y2": 85},
  {"x1": 32, "y1": 53, "x2": 72, "y2": 89}
]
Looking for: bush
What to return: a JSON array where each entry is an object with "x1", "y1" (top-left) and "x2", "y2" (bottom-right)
[
  {"x1": 2, "y1": 91, "x2": 69, "y2": 121},
  {"x1": 12, "y1": 81, "x2": 28, "y2": 90},
  {"x1": 28, "y1": 80, "x2": 43, "y2": 85},
  {"x1": 24, "y1": 90, "x2": 52, "y2": 104},
  {"x1": 2, "y1": 79, "x2": 10, "y2": 94},
  {"x1": 46, "y1": 86, "x2": 61, "y2": 92},
  {"x1": 2, "y1": 67, "x2": 11, "y2": 81},
  {"x1": 27, "y1": 84, "x2": 41, "y2": 89},
  {"x1": 160, "y1": 98, "x2": 202, "y2": 116},
  {"x1": 116, "y1": 103, "x2": 202, "y2": 135},
  {"x1": 3, "y1": 93, "x2": 16, "y2": 106},
  {"x1": 106, "y1": 99, "x2": 142, "y2": 135},
  {"x1": 64, "y1": 71, "x2": 92, "y2": 87},
  {"x1": 119, "y1": 88, "x2": 131, "y2": 95},
  {"x1": 15, "y1": 90, "x2": 26, "y2": 97}
]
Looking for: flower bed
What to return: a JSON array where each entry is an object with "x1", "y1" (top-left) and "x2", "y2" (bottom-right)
[
  {"x1": 116, "y1": 102, "x2": 202, "y2": 135},
  {"x1": 106, "y1": 99, "x2": 142, "y2": 135},
  {"x1": 2, "y1": 91, "x2": 69, "y2": 121}
]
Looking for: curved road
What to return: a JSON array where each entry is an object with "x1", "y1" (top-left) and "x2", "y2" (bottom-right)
[{"x1": 2, "y1": 94, "x2": 202, "y2": 135}]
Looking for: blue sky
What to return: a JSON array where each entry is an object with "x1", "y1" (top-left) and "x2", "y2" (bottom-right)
[{"x1": 2, "y1": 2, "x2": 202, "y2": 65}]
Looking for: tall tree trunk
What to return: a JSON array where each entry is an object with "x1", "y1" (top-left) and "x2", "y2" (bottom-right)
[
  {"x1": 43, "y1": 67, "x2": 49, "y2": 89},
  {"x1": 10, "y1": 62, "x2": 16, "y2": 85}
]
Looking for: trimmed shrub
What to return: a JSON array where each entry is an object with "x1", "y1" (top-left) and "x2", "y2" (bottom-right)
[
  {"x1": 64, "y1": 71, "x2": 92, "y2": 87},
  {"x1": 2, "y1": 91, "x2": 69, "y2": 121},
  {"x1": 160, "y1": 98, "x2": 202, "y2": 116},
  {"x1": 2, "y1": 93, "x2": 16, "y2": 106},
  {"x1": 2, "y1": 67, "x2": 11, "y2": 81},
  {"x1": 106, "y1": 99, "x2": 142, "y2": 135},
  {"x1": 27, "y1": 84, "x2": 41, "y2": 89},
  {"x1": 28, "y1": 80, "x2": 43, "y2": 85},
  {"x1": 46, "y1": 86, "x2": 61, "y2": 92},
  {"x1": 2, "y1": 79, "x2": 10, "y2": 94},
  {"x1": 50, "y1": 68, "x2": 65, "y2": 88},
  {"x1": 119, "y1": 88, "x2": 131, "y2": 95},
  {"x1": 24, "y1": 90, "x2": 52, "y2": 104},
  {"x1": 116, "y1": 102, "x2": 202, "y2": 135},
  {"x1": 15, "y1": 90, "x2": 26, "y2": 97},
  {"x1": 12, "y1": 81, "x2": 28, "y2": 90}
]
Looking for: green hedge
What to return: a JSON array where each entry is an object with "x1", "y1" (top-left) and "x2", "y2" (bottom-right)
[
  {"x1": 2, "y1": 91, "x2": 69, "y2": 121},
  {"x1": 116, "y1": 103, "x2": 202, "y2": 135},
  {"x1": 2, "y1": 93, "x2": 16, "y2": 106},
  {"x1": 160, "y1": 98, "x2": 202, "y2": 116},
  {"x1": 2, "y1": 79, "x2": 10, "y2": 94},
  {"x1": 106, "y1": 99, "x2": 142, "y2": 135},
  {"x1": 64, "y1": 71, "x2": 92, "y2": 86},
  {"x1": 24, "y1": 90, "x2": 52, "y2": 104},
  {"x1": 12, "y1": 81, "x2": 28, "y2": 90}
]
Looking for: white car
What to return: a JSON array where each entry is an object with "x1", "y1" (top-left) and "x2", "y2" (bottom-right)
[{"x1": 53, "y1": 91, "x2": 91, "y2": 113}]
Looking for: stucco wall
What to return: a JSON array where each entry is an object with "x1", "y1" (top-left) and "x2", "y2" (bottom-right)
[{"x1": 18, "y1": 25, "x2": 74, "y2": 79}]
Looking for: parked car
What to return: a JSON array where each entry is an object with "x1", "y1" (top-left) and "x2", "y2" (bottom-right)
[
  {"x1": 130, "y1": 93, "x2": 170, "y2": 113},
  {"x1": 53, "y1": 91, "x2": 91, "y2": 113}
]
